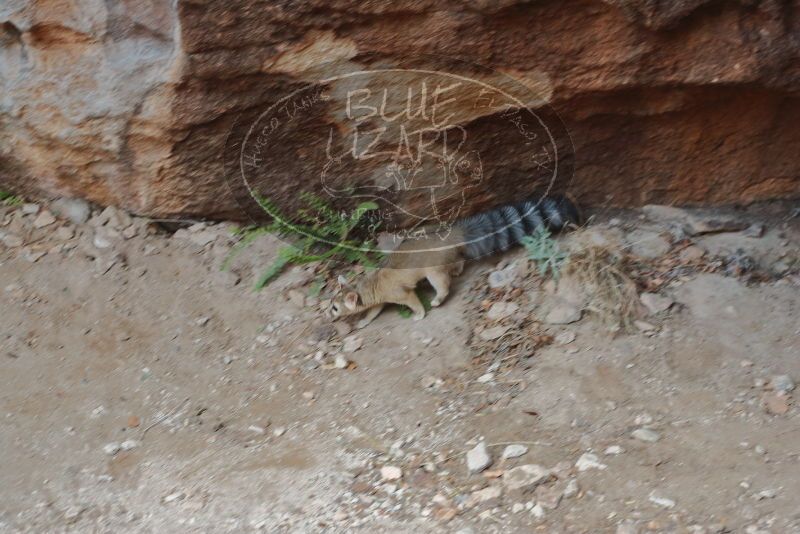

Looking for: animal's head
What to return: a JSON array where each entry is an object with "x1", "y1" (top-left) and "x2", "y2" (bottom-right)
[{"x1": 327, "y1": 275, "x2": 368, "y2": 320}]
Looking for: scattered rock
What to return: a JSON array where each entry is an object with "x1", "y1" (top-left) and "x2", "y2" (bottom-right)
[
  {"x1": 742, "y1": 223, "x2": 765, "y2": 238},
  {"x1": 476, "y1": 373, "x2": 494, "y2": 383},
  {"x1": 93, "y1": 228, "x2": 115, "y2": 249},
  {"x1": 534, "y1": 484, "x2": 562, "y2": 509},
  {"x1": 769, "y1": 374, "x2": 795, "y2": 393},
  {"x1": 467, "y1": 442, "x2": 492, "y2": 473},
  {"x1": 616, "y1": 520, "x2": 639, "y2": 534},
  {"x1": 648, "y1": 491, "x2": 676, "y2": 509},
  {"x1": 530, "y1": 503, "x2": 546, "y2": 519},
  {"x1": 127, "y1": 415, "x2": 140, "y2": 428},
  {"x1": 54, "y1": 226, "x2": 75, "y2": 240},
  {"x1": 761, "y1": 393, "x2": 790, "y2": 415},
  {"x1": 639, "y1": 292, "x2": 674, "y2": 315},
  {"x1": 575, "y1": 452, "x2": 607, "y2": 471},
  {"x1": 342, "y1": 335, "x2": 362, "y2": 353},
  {"x1": 687, "y1": 217, "x2": 747, "y2": 236},
  {"x1": 32, "y1": 210, "x2": 56, "y2": 228},
  {"x1": 631, "y1": 428, "x2": 661, "y2": 442},
  {"x1": 488, "y1": 265, "x2": 517, "y2": 289},
  {"x1": 119, "y1": 439, "x2": 139, "y2": 451},
  {"x1": 51, "y1": 198, "x2": 91, "y2": 225},
  {"x1": 0, "y1": 233, "x2": 23, "y2": 248},
  {"x1": 189, "y1": 230, "x2": 217, "y2": 247},
  {"x1": 467, "y1": 486, "x2": 502, "y2": 507},
  {"x1": 195, "y1": 316, "x2": 210, "y2": 327},
  {"x1": 604, "y1": 445, "x2": 624, "y2": 455},
  {"x1": 103, "y1": 443, "x2": 121, "y2": 455},
  {"x1": 627, "y1": 229, "x2": 671, "y2": 258},
  {"x1": 380, "y1": 466, "x2": 403, "y2": 481},
  {"x1": 502, "y1": 464, "x2": 550, "y2": 492},
  {"x1": 753, "y1": 488, "x2": 778, "y2": 500},
  {"x1": 21, "y1": 203, "x2": 40, "y2": 215},
  {"x1": 333, "y1": 354, "x2": 350, "y2": 369},
  {"x1": 562, "y1": 478, "x2": 579, "y2": 499},
  {"x1": 544, "y1": 302, "x2": 582, "y2": 325},
  {"x1": 272, "y1": 426, "x2": 286, "y2": 437},
  {"x1": 23, "y1": 247, "x2": 46, "y2": 262},
  {"x1": 502, "y1": 444, "x2": 529, "y2": 459},
  {"x1": 486, "y1": 301, "x2": 519, "y2": 321},
  {"x1": 679, "y1": 245, "x2": 706, "y2": 262},
  {"x1": 555, "y1": 331, "x2": 576, "y2": 345},
  {"x1": 634, "y1": 320, "x2": 656, "y2": 332}
]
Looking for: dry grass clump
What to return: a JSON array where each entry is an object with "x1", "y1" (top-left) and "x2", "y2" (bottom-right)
[{"x1": 562, "y1": 240, "x2": 642, "y2": 331}]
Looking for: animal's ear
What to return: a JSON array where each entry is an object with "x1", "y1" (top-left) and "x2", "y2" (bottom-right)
[{"x1": 344, "y1": 291, "x2": 360, "y2": 310}]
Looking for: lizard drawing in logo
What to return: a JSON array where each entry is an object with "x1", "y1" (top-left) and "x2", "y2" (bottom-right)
[{"x1": 321, "y1": 126, "x2": 484, "y2": 236}]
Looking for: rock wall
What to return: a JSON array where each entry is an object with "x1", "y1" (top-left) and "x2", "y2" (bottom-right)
[{"x1": 1, "y1": 0, "x2": 799, "y2": 221}]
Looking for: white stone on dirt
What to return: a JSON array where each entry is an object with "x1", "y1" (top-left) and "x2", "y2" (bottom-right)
[
  {"x1": 476, "y1": 373, "x2": 494, "y2": 383},
  {"x1": 343, "y1": 335, "x2": 362, "y2": 353},
  {"x1": 640, "y1": 292, "x2": 674, "y2": 314},
  {"x1": 502, "y1": 444, "x2": 528, "y2": 459},
  {"x1": 753, "y1": 488, "x2": 778, "y2": 500},
  {"x1": 272, "y1": 426, "x2": 286, "y2": 437},
  {"x1": 648, "y1": 491, "x2": 675, "y2": 508},
  {"x1": 103, "y1": 442, "x2": 121, "y2": 455},
  {"x1": 616, "y1": 520, "x2": 639, "y2": 534},
  {"x1": 334, "y1": 354, "x2": 349, "y2": 369},
  {"x1": 466, "y1": 442, "x2": 492, "y2": 473},
  {"x1": 51, "y1": 198, "x2": 91, "y2": 225},
  {"x1": 503, "y1": 464, "x2": 550, "y2": 491},
  {"x1": 562, "y1": 478, "x2": 579, "y2": 498},
  {"x1": 632, "y1": 428, "x2": 661, "y2": 442},
  {"x1": 511, "y1": 502, "x2": 525, "y2": 513},
  {"x1": 530, "y1": 503, "x2": 545, "y2": 519},
  {"x1": 604, "y1": 445, "x2": 624, "y2": 455},
  {"x1": 93, "y1": 228, "x2": 114, "y2": 249},
  {"x1": 770, "y1": 374, "x2": 795, "y2": 393},
  {"x1": 634, "y1": 320, "x2": 656, "y2": 332},
  {"x1": 119, "y1": 439, "x2": 139, "y2": 451},
  {"x1": 575, "y1": 452, "x2": 607, "y2": 471},
  {"x1": 544, "y1": 303, "x2": 582, "y2": 325},
  {"x1": 380, "y1": 465, "x2": 402, "y2": 481},
  {"x1": 32, "y1": 210, "x2": 56, "y2": 228}
]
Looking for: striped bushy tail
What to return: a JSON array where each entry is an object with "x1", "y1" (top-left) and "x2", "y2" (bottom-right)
[{"x1": 459, "y1": 195, "x2": 581, "y2": 260}]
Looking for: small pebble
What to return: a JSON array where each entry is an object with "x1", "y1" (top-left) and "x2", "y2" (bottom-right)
[
  {"x1": 466, "y1": 442, "x2": 492, "y2": 473},
  {"x1": 631, "y1": 428, "x2": 661, "y2": 442},
  {"x1": 502, "y1": 444, "x2": 529, "y2": 459},
  {"x1": 380, "y1": 466, "x2": 402, "y2": 481}
]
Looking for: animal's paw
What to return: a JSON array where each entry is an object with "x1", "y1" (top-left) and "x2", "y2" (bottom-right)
[
  {"x1": 430, "y1": 298, "x2": 442, "y2": 307},
  {"x1": 413, "y1": 311, "x2": 426, "y2": 321}
]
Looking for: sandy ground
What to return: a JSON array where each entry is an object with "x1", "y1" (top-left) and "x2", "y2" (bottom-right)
[{"x1": 1, "y1": 198, "x2": 799, "y2": 533}]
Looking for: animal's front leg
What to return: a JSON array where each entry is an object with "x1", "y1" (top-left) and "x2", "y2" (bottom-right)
[{"x1": 356, "y1": 304, "x2": 385, "y2": 329}]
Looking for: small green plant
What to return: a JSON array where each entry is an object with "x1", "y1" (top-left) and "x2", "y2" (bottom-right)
[
  {"x1": 223, "y1": 193, "x2": 383, "y2": 290},
  {"x1": 521, "y1": 225, "x2": 569, "y2": 279},
  {"x1": 0, "y1": 190, "x2": 23, "y2": 206},
  {"x1": 396, "y1": 288, "x2": 433, "y2": 318}
]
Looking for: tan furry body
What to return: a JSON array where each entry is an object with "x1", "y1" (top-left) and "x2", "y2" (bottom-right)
[{"x1": 330, "y1": 227, "x2": 466, "y2": 328}]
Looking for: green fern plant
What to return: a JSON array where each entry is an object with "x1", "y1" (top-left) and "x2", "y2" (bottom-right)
[
  {"x1": 224, "y1": 193, "x2": 383, "y2": 290},
  {"x1": 521, "y1": 225, "x2": 569, "y2": 279}
]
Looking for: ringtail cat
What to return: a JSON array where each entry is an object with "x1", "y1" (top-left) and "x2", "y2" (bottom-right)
[{"x1": 328, "y1": 195, "x2": 581, "y2": 329}]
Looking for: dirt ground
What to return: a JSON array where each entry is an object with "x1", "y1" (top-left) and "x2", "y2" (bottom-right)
[{"x1": 1, "y1": 198, "x2": 799, "y2": 533}]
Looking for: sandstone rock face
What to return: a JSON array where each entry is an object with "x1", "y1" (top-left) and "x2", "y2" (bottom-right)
[{"x1": 1, "y1": 0, "x2": 798, "y2": 222}]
